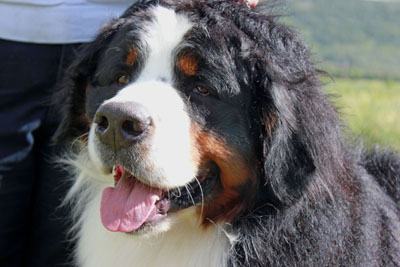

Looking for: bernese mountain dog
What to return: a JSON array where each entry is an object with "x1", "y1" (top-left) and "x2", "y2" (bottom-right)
[{"x1": 53, "y1": 0, "x2": 400, "y2": 266}]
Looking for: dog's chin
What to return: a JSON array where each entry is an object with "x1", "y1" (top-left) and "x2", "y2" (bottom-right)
[
  {"x1": 125, "y1": 206, "x2": 198, "y2": 237},
  {"x1": 125, "y1": 215, "x2": 174, "y2": 237}
]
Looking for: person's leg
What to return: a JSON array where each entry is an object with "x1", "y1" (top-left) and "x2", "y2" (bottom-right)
[
  {"x1": 0, "y1": 39, "x2": 76, "y2": 266},
  {"x1": 0, "y1": 155, "x2": 35, "y2": 266},
  {"x1": 23, "y1": 43, "x2": 81, "y2": 267},
  {"x1": 25, "y1": 139, "x2": 74, "y2": 267}
]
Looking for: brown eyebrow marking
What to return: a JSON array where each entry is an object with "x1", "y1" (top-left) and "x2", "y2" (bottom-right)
[
  {"x1": 178, "y1": 55, "x2": 198, "y2": 76},
  {"x1": 126, "y1": 47, "x2": 138, "y2": 66}
]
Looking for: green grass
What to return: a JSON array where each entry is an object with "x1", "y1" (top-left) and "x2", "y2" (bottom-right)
[{"x1": 324, "y1": 78, "x2": 400, "y2": 150}]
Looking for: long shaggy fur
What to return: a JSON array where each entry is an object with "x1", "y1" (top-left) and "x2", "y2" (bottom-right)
[{"x1": 54, "y1": 1, "x2": 400, "y2": 266}]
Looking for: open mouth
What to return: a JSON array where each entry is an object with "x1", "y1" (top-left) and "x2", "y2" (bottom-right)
[{"x1": 100, "y1": 162, "x2": 219, "y2": 233}]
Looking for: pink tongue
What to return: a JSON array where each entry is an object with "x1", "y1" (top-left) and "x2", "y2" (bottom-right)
[{"x1": 100, "y1": 175, "x2": 162, "y2": 232}]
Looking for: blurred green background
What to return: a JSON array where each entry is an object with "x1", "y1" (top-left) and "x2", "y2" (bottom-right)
[{"x1": 283, "y1": 0, "x2": 400, "y2": 149}]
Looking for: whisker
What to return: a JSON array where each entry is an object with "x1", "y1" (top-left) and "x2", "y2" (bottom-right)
[
  {"x1": 172, "y1": 188, "x2": 182, "y2": 198},
  {"x1": 70, "y1": 132, "x2": 88, "y2": 148},
  {"x1": 184, "y1": 184, "x2": 195, "y2": 207},
  {"x1": 186, "y1": 182, "x2": 194, "y2": 191},
  {"x1": 194, "y1": 176, "x2": 205, "y2": 221}
]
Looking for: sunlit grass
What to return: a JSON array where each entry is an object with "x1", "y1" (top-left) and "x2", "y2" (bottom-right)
[{"x1": 324, "y1": 78, "x2": 400, "y2": 150}]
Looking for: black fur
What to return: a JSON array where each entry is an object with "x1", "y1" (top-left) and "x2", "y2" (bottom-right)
[{"x1": 54, "y1": 0, "x2": 400, "y2": 266}]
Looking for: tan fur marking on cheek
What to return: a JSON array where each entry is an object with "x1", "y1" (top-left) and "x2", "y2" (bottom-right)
[
  {"x1": 126, "y1": 47, "x2": 138, "y2": 66},
  {"x1": 203, "y1": 189, "x2": 247, "y2": 223},
  {"x1": 178, "y1": 55, "x2": 198, "y2": 76},
  {"x1": 203, "y1": 150, "x2": 258, "y2": 223},
  {"x1": 190, "y1": 124, "x2": 258, "y2": 224}
]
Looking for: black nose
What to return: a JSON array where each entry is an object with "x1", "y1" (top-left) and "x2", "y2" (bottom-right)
[{"x1": 94, "y1": 102, "x2": 152, "y2": 150}]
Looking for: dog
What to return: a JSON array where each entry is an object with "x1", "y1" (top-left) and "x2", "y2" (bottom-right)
[{"x1": 53, "y1": 0, "x2": 400, "y2": 266}]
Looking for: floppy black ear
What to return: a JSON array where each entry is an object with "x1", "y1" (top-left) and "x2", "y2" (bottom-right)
[
  {"x1": 52, "y1": 19, "x2": 124, "y2": 143},
  {"x1": 52, "y1": 48, "x2": 92, "y2": 143},
  {"x1": 254, "y1": 63, "x2": 344, "y2": 207},
  {"x1": 236, "y1": 9, "x2": 344, "y2": 207},
  {"x1": 259, "y1": 82, "x2": 316, "y2": 206}
]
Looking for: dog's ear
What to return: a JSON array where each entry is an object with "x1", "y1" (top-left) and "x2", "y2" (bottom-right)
[
  {"x1": 258, "y1": 82, "x2": 316, "y2": 206},
  {"x1": 52, "y1": 19, "x2": 123, "y2": 143},
  {"x1": 239, "y1": 13, "x2": 339, "y2": 206},
  {"x1": 252, "y1": 54, "x2": 342, "y2": 207},
  {"x1": 52, "y1": 47, "x2": 92, "y2": 143}
]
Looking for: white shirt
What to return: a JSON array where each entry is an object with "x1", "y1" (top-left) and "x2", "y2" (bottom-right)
[{"x1": 0, "y1": 0, "x2": 133, "y2": 44}]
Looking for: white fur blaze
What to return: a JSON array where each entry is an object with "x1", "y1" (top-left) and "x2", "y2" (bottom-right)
[{"x1": 99, "y1": 81, "x2": 197, "y2": 188}]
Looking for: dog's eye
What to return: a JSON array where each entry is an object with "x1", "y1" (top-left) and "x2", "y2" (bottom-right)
[
  {"x1": 193, "y1": 86, "x2": 210, "y2": 96},
  {"x1": 117, "y1": 75, "x2": 130, "y2": 86}
]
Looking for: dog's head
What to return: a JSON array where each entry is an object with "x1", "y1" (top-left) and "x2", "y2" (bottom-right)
[{"x1": 55, "y1": 0, "x2": 343, "y2": 235}]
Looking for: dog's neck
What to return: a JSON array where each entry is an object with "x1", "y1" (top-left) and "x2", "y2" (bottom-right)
[{"x1": 75, "y1": 186, "x2": 231, "y2": 267}]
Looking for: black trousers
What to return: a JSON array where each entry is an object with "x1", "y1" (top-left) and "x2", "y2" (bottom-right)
[{"x1": 0, "y1": 39, "x2": 80, "y2": 267}]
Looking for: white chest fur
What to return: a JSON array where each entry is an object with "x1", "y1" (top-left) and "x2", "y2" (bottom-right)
[{"x1": 75, "y1": 191, "x2": 230, "y2": 267}]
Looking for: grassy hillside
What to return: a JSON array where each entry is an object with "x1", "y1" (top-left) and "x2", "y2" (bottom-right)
[
  {"x1": 257, "y1": 1, "x2": 400, "y2": 148},
  {"x1": 325, "y1": 79, "x2": 400, "y2": 149},
  {"x1": 284, "y1": 0, "x2": 400, "y2": 80}
]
